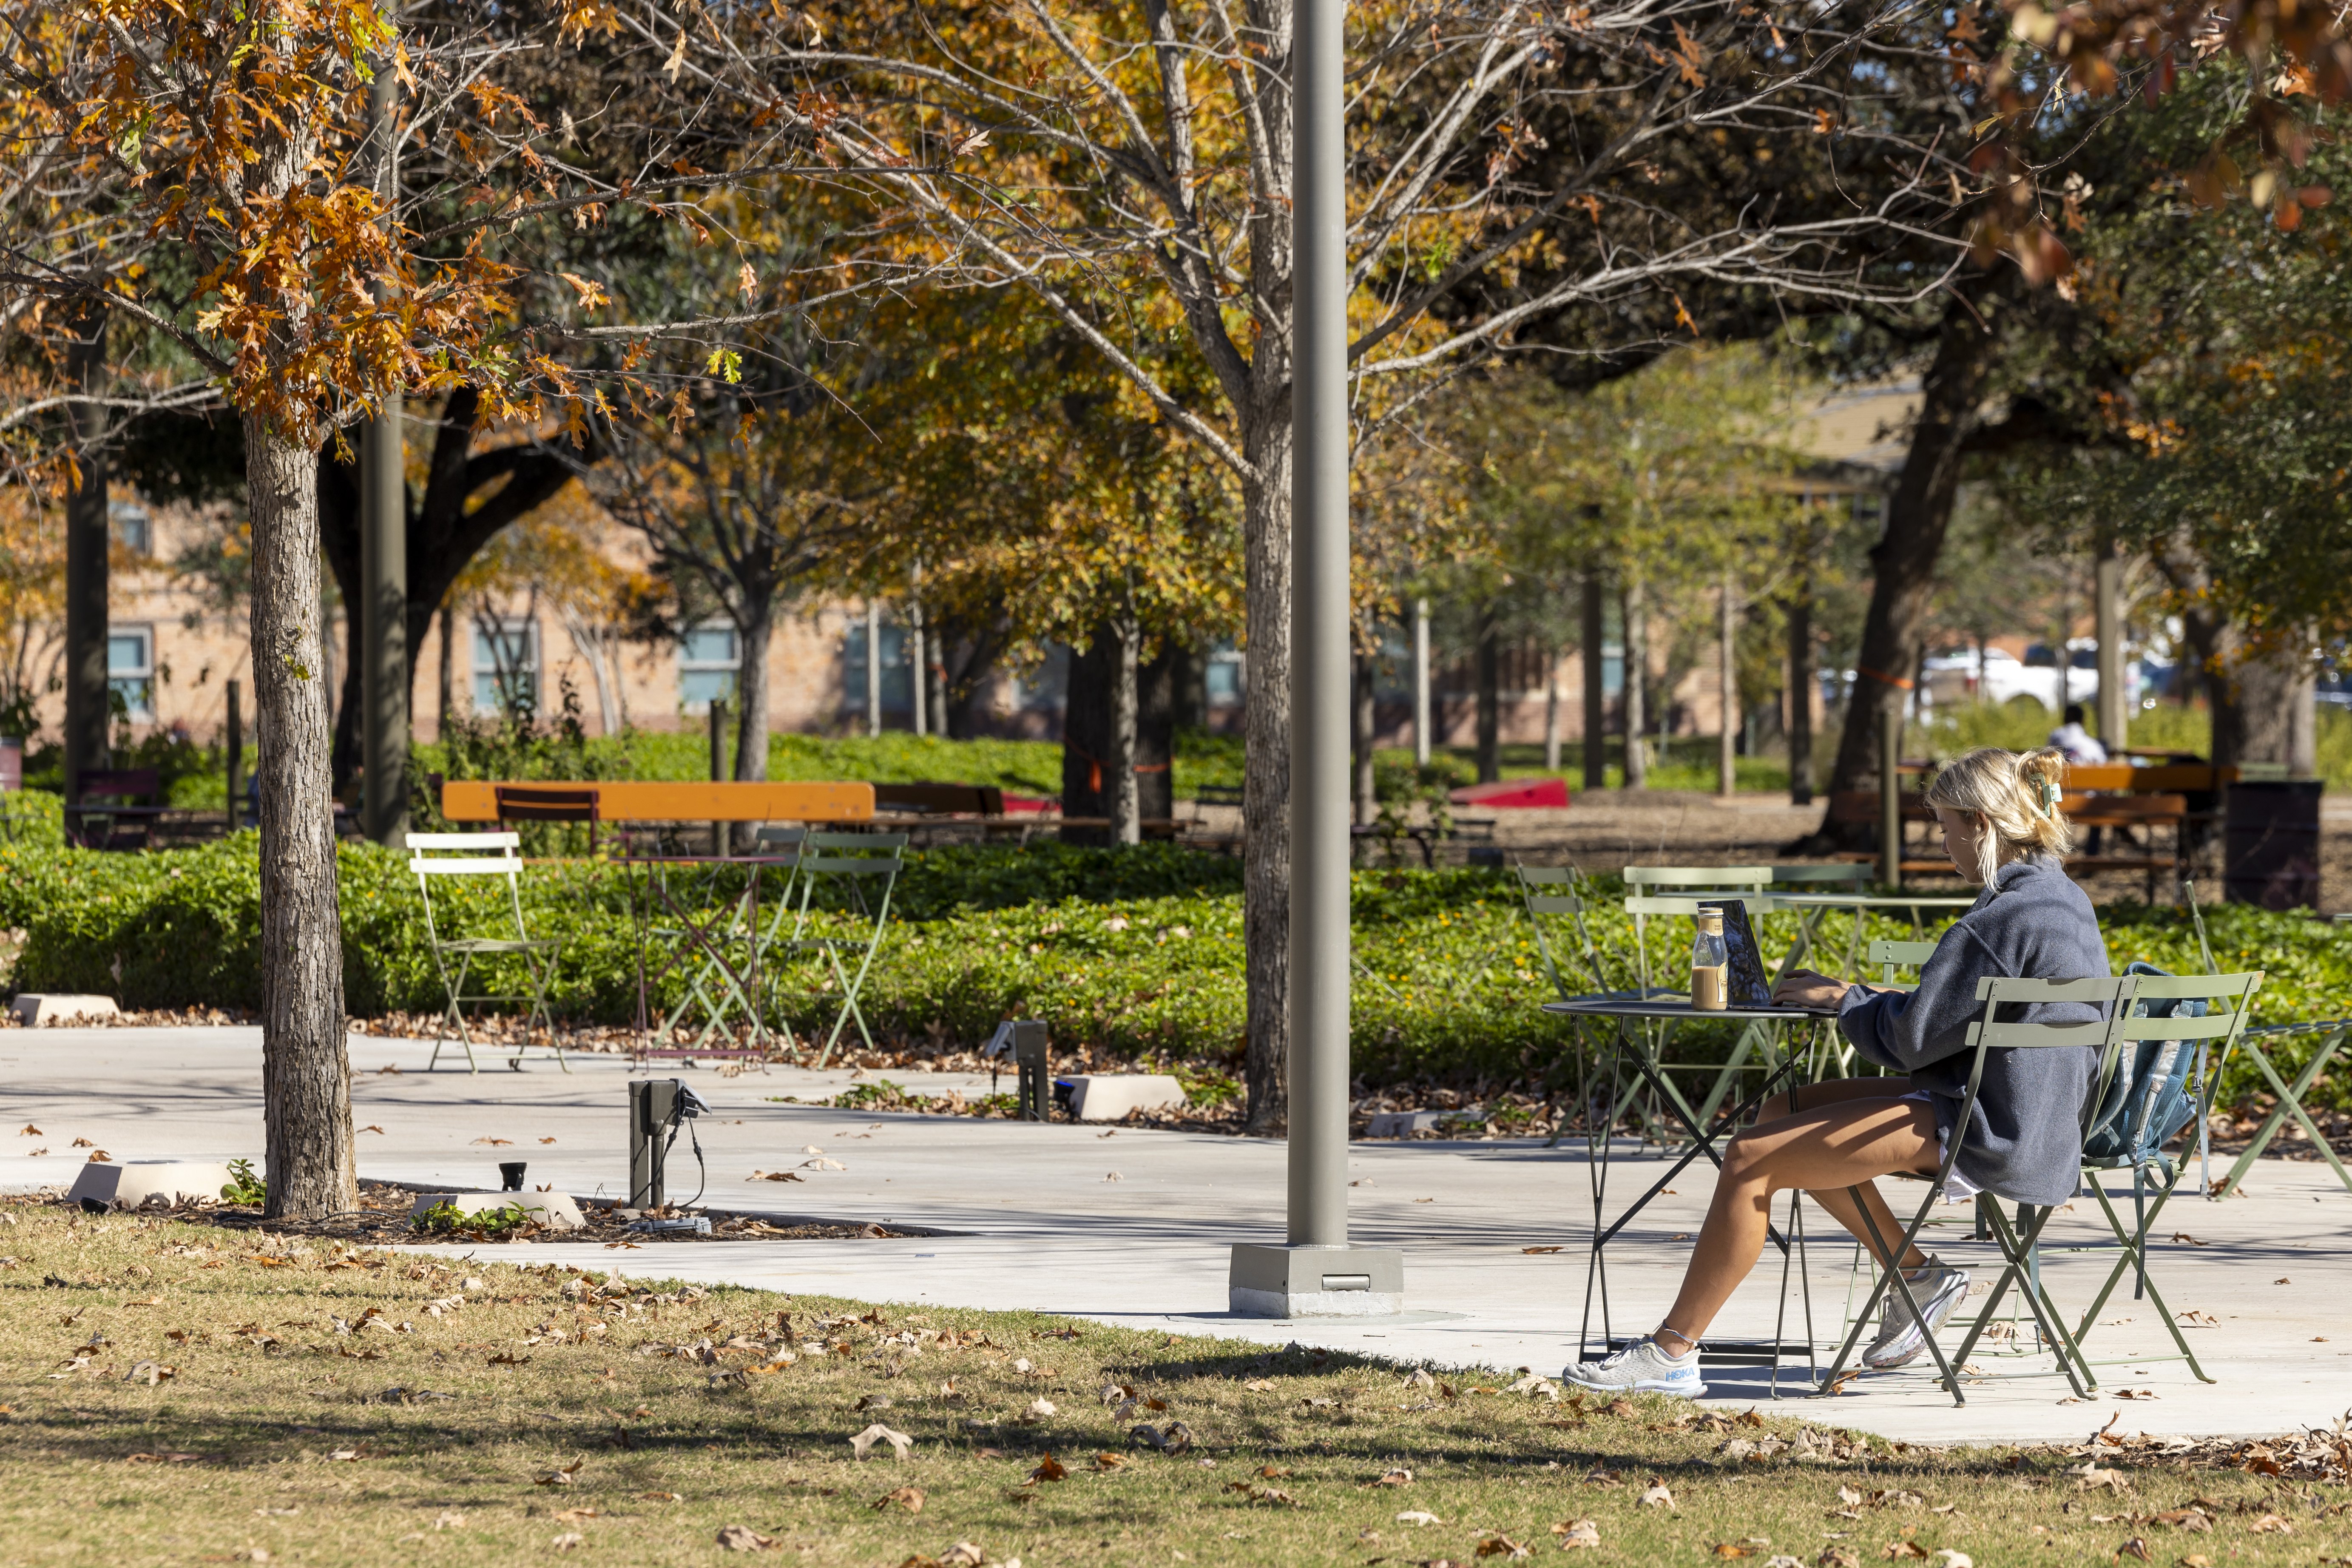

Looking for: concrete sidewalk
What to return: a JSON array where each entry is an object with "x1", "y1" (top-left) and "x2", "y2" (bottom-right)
[{"x1": 3, "y1": 1024, "x2": 2348, "y2": 1445}]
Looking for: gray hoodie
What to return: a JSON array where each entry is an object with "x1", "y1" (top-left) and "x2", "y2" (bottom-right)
[{"x1": 1836, "y1": 855, "x2": 2107, "y2": 1206}]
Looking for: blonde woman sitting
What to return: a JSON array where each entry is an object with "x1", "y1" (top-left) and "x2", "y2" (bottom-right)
[{"x1": 1565, "y1": 747, "x2": 2105, "y2": 1395}]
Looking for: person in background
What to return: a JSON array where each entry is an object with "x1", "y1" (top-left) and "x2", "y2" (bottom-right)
[
  {"x1": 2048, "y1": 704, "x2": 2107, "y2": 765},
  {"x1": 2047, "y1": 704, "x2": 2106, "y2": 850}
]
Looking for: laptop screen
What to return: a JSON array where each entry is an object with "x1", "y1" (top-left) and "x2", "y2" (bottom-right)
[{"x1": 1698, "y1": 899, "x2": 1775, "y2": 1008}]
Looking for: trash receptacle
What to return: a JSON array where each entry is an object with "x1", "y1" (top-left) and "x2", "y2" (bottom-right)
[{"x1": 2224, "y1": 778, "x2": 2322, "y2": 910}]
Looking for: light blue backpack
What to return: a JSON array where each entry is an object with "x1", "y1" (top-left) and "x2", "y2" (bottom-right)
[{"x1": 2079, "y1": 960, "x2": 2206, "y2": 1170}]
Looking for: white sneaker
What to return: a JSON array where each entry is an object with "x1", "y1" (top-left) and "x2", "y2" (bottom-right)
[
  {"x1": 1562, "y1": 1336, "x2": 1707, "y2": 1398},
  {"x1": 1863, "y1": 1257, "x2": 1971, "y2": 1369}
]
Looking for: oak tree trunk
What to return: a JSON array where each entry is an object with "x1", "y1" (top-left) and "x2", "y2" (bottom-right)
[
  {"x1": 1109, "y1": 616, "x2": 1140, "y2": 846},
  {"x1": 1821, "y1": 302, "x2": 1997, "y2": 817},
  {"x1": 1718, "y1": 574, "x2": 1738, "y2": 798},
  {"x1": 1622, "y1": 577, "x2": 1648, "y2": 788},
  {"x1": 1474, "y1": 605, "x2": 1501, "y2": 783},
  {"x1": 1240, "y1": 443, "x2": 1292, "y2": 1133},
  {"x1": 245, "y1": 417, "x2": 355, "y2": 1222},
  {"x1": 733, "y1": 602, "x2": 773, "y2": 781}
]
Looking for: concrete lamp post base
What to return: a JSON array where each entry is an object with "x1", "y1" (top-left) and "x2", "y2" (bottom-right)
[{"x1": 1229, "y1": 1243, "x2": 1405, "y2": 1318}]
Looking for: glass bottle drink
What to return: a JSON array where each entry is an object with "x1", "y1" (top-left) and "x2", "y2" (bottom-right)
[{"x1": 1690, "y1": 910, "x2": 1728, "y2": 1011}]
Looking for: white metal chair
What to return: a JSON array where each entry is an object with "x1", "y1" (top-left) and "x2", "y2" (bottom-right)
[{"x1": 408, "y1": 832, "x2": 568, "y2": 1073}]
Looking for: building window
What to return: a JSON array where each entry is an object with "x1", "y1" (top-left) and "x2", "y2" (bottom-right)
[
  {"x1": 108, "y1": 625, "x2": 155, "y2": 721},
  {"x1": 108, "y1": 500, "x2": 151, "y2": 557},
  {"x1": 471, "y1": 616, "x2": 539, "y2": 715},
  {"x1": 842, "y1": 621, "x2": 913, "y2": 715},
  {"x1": 1204, "y1": 644, "x2": 1244, "y2": 708},
  {"x1": 678, "y1": 622, "x2": 740, "y2": 712}
]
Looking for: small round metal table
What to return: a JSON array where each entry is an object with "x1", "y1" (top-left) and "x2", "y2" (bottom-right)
[{"x1": 1545, "y1": 995, "x2": 1840, "y2": 1395}]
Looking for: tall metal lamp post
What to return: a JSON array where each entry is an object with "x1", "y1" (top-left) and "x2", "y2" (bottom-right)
[{"x1": 1227, "y1": 0, "x2": 1404, "y2": 1318}]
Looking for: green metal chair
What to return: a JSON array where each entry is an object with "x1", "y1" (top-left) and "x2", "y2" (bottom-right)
[
  {"x1": 2052, "y1": 968, "x2": 2262, "y2": 1383},
  {"x1": 648, "y1": 824, "x2": 810, "y2": 1053},
  {"x1": 1822, "y1": 974, "x2": 2130, "y2": 1406},
  {"x1": 780, "y1": 831, "x2": 906, "y2": 1066},
  {"x1": 1616, "y1": 889, "x2": 1784, "y2": 1138},
  {"x1": 407, "y1": 832, "x2": 568, "y2": 1074},
  {"x1": 1513, "y1": 864, "x2": 1628, "y2": 1001},
  {"x1": 1768, "y1": 862, "x2": 1874, "y2": 978}
]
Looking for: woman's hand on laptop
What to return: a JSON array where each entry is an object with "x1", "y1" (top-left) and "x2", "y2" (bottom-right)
[{"x1": 1773, "y1": 969, "x2": 1851, "y2": 1010}]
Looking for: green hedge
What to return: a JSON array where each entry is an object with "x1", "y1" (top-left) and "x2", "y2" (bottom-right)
[{"x1": 1, "y1": 839, "x2": 2345, "y2": 1107}]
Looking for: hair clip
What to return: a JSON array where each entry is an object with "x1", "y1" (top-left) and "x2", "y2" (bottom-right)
[{"x1": 2036, "y1": 775, "x2": 2061, "y2": 817}]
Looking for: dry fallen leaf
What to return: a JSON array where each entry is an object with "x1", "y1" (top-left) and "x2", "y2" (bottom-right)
[
  {"x1": 939, "y1": 1546, "x2": 987, "y2": 1568},
  {"x1": 71, "y1": 1137, "x2": 93, "y2": 1148},
  {"x1": 2116, "y1": 1539, "x2": 2153, "y2": 1562},
  {"x1": 849, "y1": 1424, "x2": 913, "y2": 1461},
  {"x1": 1638, "y1": 1480, "x2": 1675, "y2": 1509},
  {"x1": 1477, "y1": 1534, "x2": 1532, "y2": 1559},
  {"x1": 540, "y1": 1137, "x2": 556, "y2": 1144},
  {"x1": 2250, "y1": 1514, "x2": 2294, "y2": 1535},
  {"x1": 1396, "y1": 1510, "x2": 1442, "y2": 1526},
  {"x1": 470, "y1": 1138, "x2": 514, "y2": 1147},
  {"x1": 433, "y1": 1512, "x2": 466, "y2": 1531},
  {"x1": 358, "y1": 1125, "x2": 384, "y2": 1135},
  {"x1": 1817, "y1": 1551, "x2": 1861, "y2": 1568},
  {"x1": 1242, "y1": 1378, "x2": 1274, "y2": 1392},
  {"x1": 1025, "y1": 1398, "x2": 1057, "y2": 1418},
  {"x1": 1028, "y1": 1454, "x2": 1068, "y2": 1485},
  {"x1": 551, "y1": 1533, "x2": 585, "y2": 1552},
  {"x1": 1555, "y1": 1519, "x2": 1601, "y2": 1550},
  {"x1": 1523, "y1": 1245, "x2": 1564, "y2": 1254},
  {"x1": 638, "y1": 1491, "x2": 680, "y2": 1503},
  {"x1": 872, "y1": 1485, "x2": 924, "y2": 1514},
  {"x1": 1368, "y1": 1468, "x2": 1413, "y2": 1487},
  {"x1": 17, "y1": 1125, "x2": 37, "y2": 1135},
  {"x1": 715, "y1": 1523, "x2": 776, "y2": 1551},
  {"x1": 1882, "y1": 1544, "x2": 1930, "y2": 1561},
  {"x1": 1929, "y1": 1553, "x2": 1972, "y2": 1568}
]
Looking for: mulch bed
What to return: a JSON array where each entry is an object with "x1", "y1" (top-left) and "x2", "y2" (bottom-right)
[{"x1": 65, "y1": 1179, "x2": 929, "y2": 1247}]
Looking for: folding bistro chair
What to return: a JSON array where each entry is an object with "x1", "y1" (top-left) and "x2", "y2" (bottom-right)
[
  {"x1": 1514, "y1": 864, "x2": 1639, "y2": 1001},
  {"x1": 1869, "y1": 938, "x2": 1938, "y2": 987},
  {"x1": 494, "y1": 783, "x2": 602, "y2": 855},
  {"x1": 642, "y1": 824, "x2": 812, "y2": 1054},
  {"x1": 2050, "y1": 966, "x2": 2261, "y2": 1381},
  {"x1": 2209, "y1": 1018, "x2": 2352, "y2": 1199},
  {"x1": 781, "y1": 831, "x2": 906, "y2": 1067},
  {"x1": 1819, "y1": 974, "x2": 2128, "y2": 1405},
  {"x1": 1769, "y1": 862, "x2": 1873, "y2": 979},
  {"x1": 1618, "y1": 889, "x2": 1785, "y2": 1136},
  {"x1": 407, "y1": 832, "x2": 568, "y2": 1073}
]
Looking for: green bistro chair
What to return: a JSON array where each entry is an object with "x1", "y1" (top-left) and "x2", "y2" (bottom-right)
[
  {"x1": 780, "y1": 831, "x2": 907, "y2": 1067},
  {"x1": 648, "y1": 824, "x2": 810, "y2": 1054},
  {"x1": 1821, "y1": 974, "x2": 2130, "y2": 1406},
  {"x1": 2044, "y1": 967, "x2": 2262, "y2": 1383},
  {"x1": 1616, "y1": 888, "x2": 1785, "y2": 1139},
  {"x1": 1768, "y1": 862, "x2": 1874, "y2": 978},
  {"x1": 407, "y1": 832, "x2": 568, "y2": 1074}
]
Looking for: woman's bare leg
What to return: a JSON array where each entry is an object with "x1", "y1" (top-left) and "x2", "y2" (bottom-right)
[
  {"x1": 1745, "y1": 1076, "x2": 1929, "y2": 1277},
  {"x1": 1654, "y1": 1096, "x2": 1938, "y2": 1349}
]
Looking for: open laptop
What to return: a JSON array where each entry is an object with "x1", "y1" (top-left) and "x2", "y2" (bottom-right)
[{"x1": 1696, "y1": 899, "x2": 1814, "y2": 1013}]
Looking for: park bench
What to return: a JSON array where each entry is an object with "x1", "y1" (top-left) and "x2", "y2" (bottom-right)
[{"x1": 67, "y1": 767, "x2": 163, "y2": 852}]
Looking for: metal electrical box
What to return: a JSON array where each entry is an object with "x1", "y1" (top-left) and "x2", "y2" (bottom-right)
[
  {"x1": 630, "y1": 1079, "x2": 682, "y2": 1208},
  {"x1": 983, "y1": 1020, "x2": 1052, "y2": 1121}
]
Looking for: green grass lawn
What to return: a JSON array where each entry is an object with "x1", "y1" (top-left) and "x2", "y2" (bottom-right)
[{"x1": 3, "y1": 1202, "x2": 2341, "y2": 1566}]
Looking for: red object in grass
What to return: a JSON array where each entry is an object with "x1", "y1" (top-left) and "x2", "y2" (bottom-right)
[
  {"x1": 1000, "y1": 793, "x2": 1059, "y2": 815},
  {"x1": 1446, "y1": 777, "x2": 1570, "y2": 810}
]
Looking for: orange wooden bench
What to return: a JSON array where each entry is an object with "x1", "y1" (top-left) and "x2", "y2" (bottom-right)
[{"x1": 440, "y1": 780, "x2": 875, "y2": 824}]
